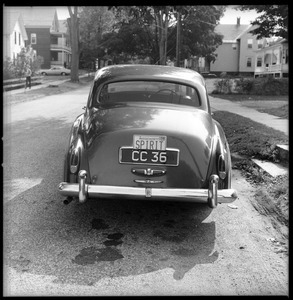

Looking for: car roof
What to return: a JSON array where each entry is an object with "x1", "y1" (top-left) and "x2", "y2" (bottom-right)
[{"x1": 94, "y1": 64, "x2": 206, "y2": 87}]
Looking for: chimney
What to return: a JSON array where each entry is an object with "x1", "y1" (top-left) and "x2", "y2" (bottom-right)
[{"x1": 237, "y1": 17, "x2": 240, "y2": 26}]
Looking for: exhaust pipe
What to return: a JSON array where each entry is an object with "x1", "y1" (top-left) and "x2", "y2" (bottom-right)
[{"x1": 63, "y1": 196, "x2": 74, "y2": 205}]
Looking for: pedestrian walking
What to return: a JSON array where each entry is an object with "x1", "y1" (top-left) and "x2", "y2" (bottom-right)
[{"x1": 25, "y1": 66, "x2": 32, "y2": 90}]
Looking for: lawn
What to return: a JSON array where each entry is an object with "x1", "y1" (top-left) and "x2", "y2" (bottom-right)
[
  {"x1": 213, "y1": 110, "x2": 288, "y2": 239},
  {"x1": 212, "y1": 110, "x2": 288, "y2": 161}
]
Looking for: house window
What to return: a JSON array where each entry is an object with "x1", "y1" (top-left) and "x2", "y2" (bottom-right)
[
  {"x1": 247, "y1": 39, "x2": 253, "y2": 49},
  {"x1": 232, "y1": 44, "x2": 237, "y2": 50},
  {"x1": 31, "y1": 33, "x2": 37, "y2": 44},
  {"x1": 257, "y1": 57, "x2": 262, "y2": 67},
  {"x1": 257, "y1": 40, "x2": 262, "y2": 49},
  {"x1": 14, "y1": 32, "x2": 17, "y2": 44},
  {"x1": 247, "y1": 57, "x2": 252, "y2": 67}
]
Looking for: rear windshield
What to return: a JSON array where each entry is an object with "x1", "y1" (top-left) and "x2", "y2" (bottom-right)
[{"x1": 94, "y1": 81, "x2": 200, "y2": 108}]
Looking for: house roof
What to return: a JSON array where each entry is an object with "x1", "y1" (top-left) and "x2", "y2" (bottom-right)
[
  {"x1": 215, "y1": 24, "x2": 251, "y2": 42},
  {"x1": 4, "y1": 6, "x2": 59, "y2": 30},
  {"x1": 3, "y1": 9, "x2": 28, "y2": 40}
]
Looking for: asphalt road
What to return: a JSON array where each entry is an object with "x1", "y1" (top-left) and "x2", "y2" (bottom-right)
[{"x1": 3, "y1": 86, "x2": 288, "y2": 296}]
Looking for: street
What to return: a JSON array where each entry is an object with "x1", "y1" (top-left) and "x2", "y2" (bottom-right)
[{"x1": 3, "y1": 86, "x2": 288, "y2": 296}]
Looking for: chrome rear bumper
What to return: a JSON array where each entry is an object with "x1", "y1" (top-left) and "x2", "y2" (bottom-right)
[{"x1": 59, "y1": 170, "x2": 237, "y2": 208}]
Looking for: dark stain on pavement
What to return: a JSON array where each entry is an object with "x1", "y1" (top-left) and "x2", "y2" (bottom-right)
[
  {"x1": 103, "y1": 232, "x2": 124, "y2": 246},
  {"x1": 107, "y1": 232, "x2": 124, "y2": 240},
  {"x1": 72, "y1": 246, "x2": 124, "y2": 265},
  {"x1": 163, "y1": 219, "x2": 176, "y2": 228},
  {"x1": 103, "y1": 240, "x2": 123, "y2": 246},
  {"x1": 91, "y1": 218, "x2": 109, "y2": 230}
]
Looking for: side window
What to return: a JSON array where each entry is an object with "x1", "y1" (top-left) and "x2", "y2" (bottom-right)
[
  {"x1": 31, "y1": 33, "x2": 37, "y2": 44},
  {"x1": 257, "y1": 39, "x2": 263, "y2": 49},
  {"x1": 256, "y1": 57, "x2": 262, "y2": 67},
  {"x1": 247, "y1": 57, "x2": 252, "y2": 67}
]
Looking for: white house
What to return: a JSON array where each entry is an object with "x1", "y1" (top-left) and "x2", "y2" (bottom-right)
[
  {"x1": 3, "y1": 9, "x2": 28, "y2": 62},
  {"x1": 254, "y1": 38, "x2": 288, "y2": 78}
]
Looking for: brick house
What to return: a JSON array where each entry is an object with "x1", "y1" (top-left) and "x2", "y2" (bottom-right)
[{"x1": 4, "y1": 6, "x2": 71, "y2": 69}]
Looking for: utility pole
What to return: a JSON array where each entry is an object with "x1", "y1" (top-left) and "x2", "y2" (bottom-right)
[{"x1": 176, "y1": 11, "x2": 181, "y2": 67}]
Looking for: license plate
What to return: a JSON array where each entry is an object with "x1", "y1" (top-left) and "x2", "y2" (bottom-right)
[
  {"x1": 133, "y1": 135, "x2": 167, "y2": 150},
  {"x1": 119, "y1": 148, "x2": 179, "y2": 166}
]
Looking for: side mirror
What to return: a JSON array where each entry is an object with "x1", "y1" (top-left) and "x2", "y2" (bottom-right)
[{"x1": 82, "y1": 106, "x2": 86, "y2": 110}]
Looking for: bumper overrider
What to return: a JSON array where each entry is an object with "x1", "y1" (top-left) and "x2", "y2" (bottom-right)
[{"x1": 59, "y1": 170, "x2": 238, "y2": 208}]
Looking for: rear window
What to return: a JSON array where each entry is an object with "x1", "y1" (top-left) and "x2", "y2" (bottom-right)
[{"x1": 94, "y1": 81, "x2": 200, "y2": 108}]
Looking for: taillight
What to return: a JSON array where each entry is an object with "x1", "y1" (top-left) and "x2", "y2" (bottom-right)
[
  {"x1": 218, "y1": 154, "x2": 226, "y2": 179},
  {"x1": 70, "y1": 148, "x2": 79, "y2": 174}
]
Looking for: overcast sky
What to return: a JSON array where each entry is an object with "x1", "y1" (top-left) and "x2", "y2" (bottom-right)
[{"x1": 56, "y1": 6, "x2": 259, "y2": 25}]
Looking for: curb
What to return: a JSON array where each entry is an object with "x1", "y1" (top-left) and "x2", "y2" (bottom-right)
[{"x1": 231, "y1": 151, "x2": 288, "y2": 178}]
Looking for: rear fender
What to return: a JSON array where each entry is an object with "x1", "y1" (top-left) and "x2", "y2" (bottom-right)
[
  {"x1": 63, "y1": 115, "x2": 90, "y2": 183},
  {"x1": 206, "y1": 121, "x2": 231, "y2": 189}
]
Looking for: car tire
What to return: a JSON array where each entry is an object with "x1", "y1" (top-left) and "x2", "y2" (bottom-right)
[
  {"x1": 61, "y1": 72, "x2": 66, "y2": 76},
  {"x1": 41, "y1": 72, "x2": 47, "y2": 76}
]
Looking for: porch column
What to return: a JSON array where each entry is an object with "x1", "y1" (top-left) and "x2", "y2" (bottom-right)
[{"x1": 61, "y1": 34, "x2": 64, "y2": 66}]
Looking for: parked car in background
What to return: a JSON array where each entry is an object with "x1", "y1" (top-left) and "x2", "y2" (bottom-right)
[
  {"x1": 59, "y1": 64, "x2": 237, "y2": 208},
  {"x1": 201, "y1": 72, "x2": 217, "y2": 78},
  {"x1": 40, "y1": 66, "x2": 71, "y2": 76}
]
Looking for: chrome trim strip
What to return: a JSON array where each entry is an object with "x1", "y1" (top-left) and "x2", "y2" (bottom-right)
[
  {"x1": 134, "y1": 179, "x2": 163, "y2": 184},
  {"x1": 132, "y1": 168, "x2": 166, "y2": 176}
]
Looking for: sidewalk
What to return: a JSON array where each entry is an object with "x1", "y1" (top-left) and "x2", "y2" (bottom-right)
[
  {"x1": 4, "y1": 72, "x2": 95, "y2": 96},
  {"x1": 209, "y1": 95, "x2": 288, "y2": 136}
]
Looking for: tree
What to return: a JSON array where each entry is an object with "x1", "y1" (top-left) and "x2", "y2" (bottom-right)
[
  {"x1": 168, "y1": 6, "x2": 225, "y2": 65},
  {"x1": 103, "y1": 6, "x2": 224, "y2": 67},
  {"x1": 79, "y1": 6, "x2": 116, "y2": 68},
  {"x1": 3, "y1": 45, "x2": 44, "y2": 80},
  {"x1": 153, "y1": 6, "x2": 171, "y2": 65},
  {"x1": 238, "y1": 5, "x2": 288, "y2": 39},
  {"x1": 110, "y1": 6, "x2": 173, "y2": 65},
  {"x1": 67, "y1": 6, "x2": 80, "y2": 82}
]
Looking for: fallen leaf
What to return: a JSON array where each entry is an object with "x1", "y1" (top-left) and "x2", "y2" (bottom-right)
[{"x1": 228, "y1": 204, "x2": 238, "y2": 209}]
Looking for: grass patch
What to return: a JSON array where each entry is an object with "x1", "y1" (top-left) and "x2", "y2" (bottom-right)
[
  {"x1": 215, "y1": 110, "x2": 288, "y2": 239},
  {"x1": 213, "y1": 111, "x2": 288, "y2": 162},
  {"x1": 4, "y1": 76, "x2": 94, "y2": 106},
  {"x1": 257, "y1": 104, "x2": 288, "y2": 119}
]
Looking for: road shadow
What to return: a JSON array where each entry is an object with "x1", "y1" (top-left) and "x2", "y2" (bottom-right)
[{"x1": 4, "y1": 116, "x2": 217, "y2": 287}]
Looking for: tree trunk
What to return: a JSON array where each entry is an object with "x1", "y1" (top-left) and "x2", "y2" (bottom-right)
[
  {"x1": 155, "y1": 8, "x2": 169, "y2": 65},
  {"x1": 68, "y1": 7, "x2": 80, "y2": 82},
  {"x1": 176, "y1": 11, "x2": 181, "y2": 67}
]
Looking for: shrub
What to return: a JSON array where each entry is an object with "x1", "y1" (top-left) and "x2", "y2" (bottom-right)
[
  {"x1": 235, "y1": 77, "x2": 254, "y2": 94},
  {"x1": 3, "y1": 47, "x2": 44, "y2": 80},
  {"x1": 252, "y1": 77, "x2": 288, "y2": 95},
  {"x1": 213, "y1": 78, "x2": 233, "y2": 94},
  {"x1": 214, "y1": 76, "x2": 288, "y2": 95}
]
